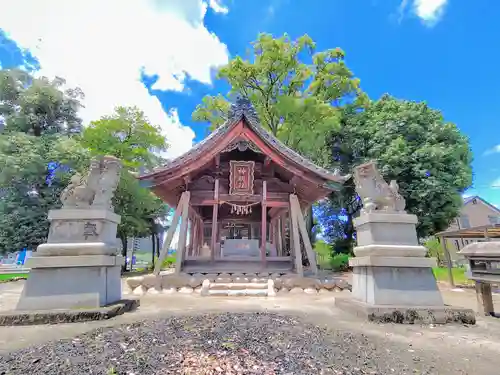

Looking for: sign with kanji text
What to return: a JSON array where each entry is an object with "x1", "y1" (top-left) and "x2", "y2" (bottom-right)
[{"x1": 229, "y1": 160, "x2": 255, "y2": 196}]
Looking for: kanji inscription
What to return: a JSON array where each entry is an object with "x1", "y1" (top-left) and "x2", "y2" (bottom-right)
[
  {"x1": 229, "y1": 161, "x2": 255, "y2": 195},
  {"x1": 83, "y1": 221, "x2": 99, "y2": 240}
]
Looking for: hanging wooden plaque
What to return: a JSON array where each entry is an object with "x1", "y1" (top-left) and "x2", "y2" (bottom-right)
[{"x1": 229, "y1": 160, "x2": 255, "y2": 196}]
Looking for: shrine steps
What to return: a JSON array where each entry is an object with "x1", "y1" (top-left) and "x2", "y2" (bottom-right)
[{"x1": 201, "y1": 280, "x2": 274, "y2": 297}]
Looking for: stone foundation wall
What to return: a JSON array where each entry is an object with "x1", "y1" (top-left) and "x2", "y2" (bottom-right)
[{"x1": 125, "y1": 272, "x2": 351, "y2": 296}]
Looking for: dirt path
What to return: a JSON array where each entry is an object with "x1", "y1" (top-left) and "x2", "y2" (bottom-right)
[{"x1": 2, "y1": 280, "x2": 500, "y2": 374}]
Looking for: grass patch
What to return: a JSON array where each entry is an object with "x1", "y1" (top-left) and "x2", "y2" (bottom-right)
[
  {"x1": 0, "y1": 272, "x2": 29, "y2": 281},
  {"x1": 432, "y1": 267, "x2": 473, "y2": 285}
]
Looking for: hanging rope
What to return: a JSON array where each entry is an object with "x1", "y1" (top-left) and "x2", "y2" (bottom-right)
[{"x1": 219, "y1": 200, "x2": 260, "y2": 215}]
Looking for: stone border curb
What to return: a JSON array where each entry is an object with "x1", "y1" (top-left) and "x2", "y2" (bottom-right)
[
  {"x1": 125, "y1": 273, "x2": 351, "y2": 296},
  {"x1": 0, "y1": 299, "x2": 139, "y2": 326},
  {"x1": 335, "y1": 297, "x2": 476, "y2": 325}
]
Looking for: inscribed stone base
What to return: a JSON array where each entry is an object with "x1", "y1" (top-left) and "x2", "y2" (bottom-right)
[
  {"x1": 354, "y1": 213, "x2": 420, "y2": 248},
  {"x1": 335, "y1": 297, "x2": 476, "y2": 325},
  {"x1": 16, "y1": 256, "x2": 122, "y2": 311},
  {"x1": 350, "y1": 262, "x2": 444, "y2": 306}
]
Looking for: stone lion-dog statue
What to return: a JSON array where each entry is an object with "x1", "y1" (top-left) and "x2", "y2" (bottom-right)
[{"x1": 353, "y1": 161, "x2": 406, "y2": 214}]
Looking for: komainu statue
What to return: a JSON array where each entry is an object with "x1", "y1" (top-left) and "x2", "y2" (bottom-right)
[
  {"x1": 353, "y1": 161, "x2": 406, "y2": 214},
  {"x1": 60, "y1": 156, "x2": 122, "y2": 211}
]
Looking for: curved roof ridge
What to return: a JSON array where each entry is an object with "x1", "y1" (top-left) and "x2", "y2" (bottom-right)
[{"x1": 140, "y1": 96, "x2": 350, "y2": 183}]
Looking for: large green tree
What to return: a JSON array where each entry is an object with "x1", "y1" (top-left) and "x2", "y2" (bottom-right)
[
  {"x1": 192, "y1": 33, "x2": 367, "y2": 161},
  {"x1": 0, "y1": 134, "x2": 88, "y2": 253},
  {"x1": 318, "y1": 95, "x2": 473, "y2": 250},
  {"x1": 79, "y1": 106, "x2": 169, "y2": 269},
  {"x1": 0, "y1": 69, "x2": 84, "y2": 136},
  {"x1": 0, "y1": 69, "x2": 88, "y2": 254}
]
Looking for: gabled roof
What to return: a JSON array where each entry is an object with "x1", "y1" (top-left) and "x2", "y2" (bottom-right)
[
  {"x1": 463, "y1": 195, "x2": 500, "y2": 214},
  {"x1": 139, "y1": 96, "x2": 350, "y2": 185}
]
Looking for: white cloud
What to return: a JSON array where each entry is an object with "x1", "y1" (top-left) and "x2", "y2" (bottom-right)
[
  {"x1": 398, "y1": 0, "x2": 448, "y2": 26},
  {"x1": 484, "y1": 145, "x2": 500, "y2": 156},
  {"x1": 209, "y1": 0, "x2": 229, "y2": 14},
  {"x1": 0, "y1": 0, "x2": 230, "y2": 158},
  {"x1": 492, "y1": 178, "x2": 500, "y2": 189},
  {"x1": 413, "y1": 0, "x2": 448, "y2": 25}
]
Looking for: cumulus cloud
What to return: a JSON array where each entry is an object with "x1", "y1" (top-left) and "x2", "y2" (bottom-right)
[
  {"x1": 398, "y1": 0, "x2": 448, "y2": 26},
  {"x1": 0, "y1": 0, "x2": 230, "y2": 158},
  {"x1": 484, "y1": 145, "x2": 500, "y2": 156},
  {"x1": 492, "y1": 178, "x2": 500, "y2": 189}
]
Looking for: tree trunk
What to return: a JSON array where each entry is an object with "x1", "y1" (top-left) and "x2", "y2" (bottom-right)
[
  {"x1": 156, "y1": 234, "x2": 160, "y2": 258},
  {"x1": 120, "y1": 234, "x2": 128, "y2": 273},
  {"x1": 151, "y1": 232, "x2": 156, "y2": 268}
]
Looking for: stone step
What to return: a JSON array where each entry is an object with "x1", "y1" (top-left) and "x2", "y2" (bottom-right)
[
  {"x1": 208, "y1": 289, "x2": 268, "y2": 297},
  {"x1": 209, "y1": 282, "x2": 268, "y2": 291}
]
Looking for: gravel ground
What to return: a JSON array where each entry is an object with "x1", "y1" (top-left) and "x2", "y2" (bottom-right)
[{"x1": 0, "y1": 312, "x2": 485, "y2": 375}]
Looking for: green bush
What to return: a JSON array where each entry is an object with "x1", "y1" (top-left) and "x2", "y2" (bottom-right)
[
  {"x1": 314, "y1": 240, "x2": 332, "y2": 269},
  {"x1": 162, "y1": 255, "x2": 176, "y2": 268},
  {"x1": 330, "y1": 253, "x2": 350, "y2": 272}
]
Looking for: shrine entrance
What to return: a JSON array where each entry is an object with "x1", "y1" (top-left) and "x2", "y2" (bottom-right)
[{"x1": 138, "y1": 97, "x2": 350, "y2": 276}]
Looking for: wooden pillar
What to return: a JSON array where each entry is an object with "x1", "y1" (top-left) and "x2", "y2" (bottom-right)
[
  {"x1": 440, "y1": 236, "x2": 455, "y2": 287},
  {"x1": 290, "y1": 194, "x2": 318, "y2": 275},
  {"x1": 188, "y1": 217, "x2": 194, "y2": 257},
  {"x1": 261, "y1": 180, "x2": 267, "y2": 267},
  {"x1": 289, "y1": 195, "x2": 303, "y2": 276},
  {"x1": 191, "y1": 218, "x2": 198, "y2": 258},
  {"x1": 199, "y1": 219, "x2": 204, "y2": 254},
  {"x1": 270, "y1": 220, "x2": 275, "y2": 245},
  {"x1": 154, "y1": 192, "x2": 188, "y2": 276},
  {"x1": 211, "y1": 179, "x2": 219, "y2": 263},
  {"x1": 476, "y1": 281, "x2": 495, "y2": 316},
  {"x1": 280, "y1": 214, "x2": 287, "y2": 256},
  {"x1": 175, "y1": 191, "x2": 191, "y2": 274}
]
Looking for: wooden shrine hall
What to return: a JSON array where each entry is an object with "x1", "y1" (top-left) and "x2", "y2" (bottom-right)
[{"x1": 139, "y1": 97, "x2": 350, "y2": 276}]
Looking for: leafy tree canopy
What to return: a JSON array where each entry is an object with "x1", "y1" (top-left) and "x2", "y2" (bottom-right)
[
  {"x1": 192, "y1": 33, "x2": 367, "y2": 161},
  {"x1": 0, "y1": 69, "x2": 84, "y2": 136},
  {"x1": 0, "y1": 68, "x2": 88, "y2": 254},
  {"x1": 80, "y1": 106, "x2": 168, "y2": 170},
  {"x1": 0, "y1": 133, "x2": 89, "y2": 253},
  {"x1": 319, "y1": 95, "x2": 473, "y2": 244}
]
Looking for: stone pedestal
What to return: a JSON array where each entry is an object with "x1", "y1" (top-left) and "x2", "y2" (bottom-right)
[
  {"x1": 16, "y1": 208, "x2": 123, "y2": 311},
  {"x1": 338, "y1": 212, "x2": 474, "y2": 324},
  {"x1": 351, "y1": 213, "x2": 443, "y2": 307}
]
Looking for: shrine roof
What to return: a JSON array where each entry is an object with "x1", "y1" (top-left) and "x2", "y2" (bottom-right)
[{"x1": 139, "y1": 97, "x2": 350, "y2": 185}]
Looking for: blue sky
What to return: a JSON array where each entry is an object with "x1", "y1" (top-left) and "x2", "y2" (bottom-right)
[{"x1": 1, "y1": 0, "x2": 499, "y2": 205}]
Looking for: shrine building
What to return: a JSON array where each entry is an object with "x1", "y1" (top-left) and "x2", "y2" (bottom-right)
[{"x1": 138, "y1": 97, "x2": 350, "y2": 276}]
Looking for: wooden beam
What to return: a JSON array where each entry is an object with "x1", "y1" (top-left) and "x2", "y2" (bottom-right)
[
  {"x1": 290, "y1": 194, "x2": 318, "y2": 275},
  {"x1": 476, "y1": 281, "x2": 495, "y2": 316},
  {"x1": 261, "y1": 180, "x2": 267, "y2": 268},
  {"x1": 154, "y1": 191, "x2": 188, "y2": 276},
  {"x1": 289, "y1": 195, "x2": 303, "y2": 276},
  {"x1": 190, "y1": 191, "x2": 289, "y2": 205},
  {"x1": 211, "y1": 179, "x2": 219, "y2": 263},
  {"x1": 175, "y1": 191, "x2": 190, "y2": 274}
]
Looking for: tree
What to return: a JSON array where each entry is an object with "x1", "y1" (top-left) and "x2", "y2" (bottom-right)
[
  {"x1": 424, "y1": 238, "x2": 445, "y2": 266},
  {"x1": 0, "y1": 69, "x2": 84, "y2": 136},
  {"x1": 79, "y1": 106, "x2": 169, "y2": 270},
  {"x1": 192, "y1": 33, "x2": 367, "y2": 161},
  {"x1": 80, "y1": 106, "x2": 168, "y2": 170},
  {"x1": 0, "y1": 69, "x2": 88, "y2": 254},
  {"x1": 319, "y1": 95, "x2": 473, "y2": 246}
]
